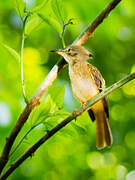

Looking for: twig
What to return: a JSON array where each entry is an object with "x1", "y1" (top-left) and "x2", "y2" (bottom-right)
[
  {"x1": 61, "y1": 19, "x2": 74, "y2": 48},
  {"x1": 0, "y1": 0, "x2": 122, "y2": 174},
  {"x1": 20, "y1": 16, "x2": 28, "y2": 103},
  {"x1": 10, "y1": 113, "x2": 52, "y2": 157},
  {"x1": 9, "y1": 124, "x2": 39, "y2": 157},
  {"x1": 0, "y1": 72, "x2": 135, "y2": 180}
]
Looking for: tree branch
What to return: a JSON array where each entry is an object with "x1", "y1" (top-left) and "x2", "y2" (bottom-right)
[
  {"x1": 0, "y1": 72, "x2": 134, "y2": 180},
  {"x1": 0, "y1": 0, "x2": 122, "y2": 174},
  {"x1": 73, "y1": 0, "x2": 122, "y2": 45}
]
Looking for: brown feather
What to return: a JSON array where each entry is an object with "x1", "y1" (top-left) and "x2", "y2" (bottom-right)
[
  {"x1": 87, "y1": 63, "x2": 112, "y2": 148},
  {"x1": 92, "y1": 101, "x2": 112, "y2": 149},
  {"x1": 88, "y1": 109, "x2": 95, "y2": 122}
]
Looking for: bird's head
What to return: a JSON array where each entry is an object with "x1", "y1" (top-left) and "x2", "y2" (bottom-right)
[{"x1": 50, "y1": 45, "x2": 93, "y2": 64}]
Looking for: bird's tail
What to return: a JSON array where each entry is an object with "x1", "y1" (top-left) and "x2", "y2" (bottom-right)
[{"x1": 92, "y1": 101, "x2": 113, "y2": 149}]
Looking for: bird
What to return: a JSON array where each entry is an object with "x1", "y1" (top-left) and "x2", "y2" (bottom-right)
[{"x1": 50, "y1": 45, "x2": 113, "y2": 149}]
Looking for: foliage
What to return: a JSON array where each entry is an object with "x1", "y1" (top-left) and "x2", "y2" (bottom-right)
[{"x1": 0, "y1": 0, "x2": 135, "y2": 180}]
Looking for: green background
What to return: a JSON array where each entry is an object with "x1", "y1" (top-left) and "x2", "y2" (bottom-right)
[{"x1": 0, "y1": 0, "x2": 135, "y2": 179}]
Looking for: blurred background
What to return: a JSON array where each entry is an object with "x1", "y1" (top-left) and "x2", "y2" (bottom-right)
[{"x1": 0, "y1": 0, "x2": 135, "y2": 179}]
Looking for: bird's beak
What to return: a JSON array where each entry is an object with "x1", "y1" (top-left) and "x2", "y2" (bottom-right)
[{"x1": 50, "y1": 49, "x2": 67, "y2": 54}]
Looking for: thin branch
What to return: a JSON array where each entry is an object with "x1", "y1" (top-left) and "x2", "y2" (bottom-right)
[
  {"x1": 33, "y1": 65, "x2": 58, "y2": 99},
  {"x1": 20, "y1": 16, "x2": 28, "y2": 103},
  {"x1": 61, "y1": 19, "x2": 74, "y2": 48},
  {"x1": 10, "y1": 113, "x2": 52, "y2": 157},
  {"x1": 9, "y1": 126, "x2": 36, "y2": 158},
  {"x1": 61, "y1": 34, "x2": 66, "y2": 48},
  {"x1": 0, "y1": 72, "x2": 135, "y2": 180},
  {"x1": 0, "y1": 0, "x2": 121, "y2": 174}
]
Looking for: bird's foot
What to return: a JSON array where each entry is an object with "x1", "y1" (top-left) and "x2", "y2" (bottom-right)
[
  {"x1": 72, "y1": 109, "x2": 77, "y2": 121},
  {"x1": 99, "y1": 87, "x2": 105, "y2": 93},
  {"x1": 82, "y1": 102, "x2": 86, "y2": 109}
]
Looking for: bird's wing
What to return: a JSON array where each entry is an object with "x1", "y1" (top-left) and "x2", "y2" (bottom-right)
[
  {"x1": 90, "y1": 64, "x2": 105, "y2": 90},
  {"x1": 87, "y1": 64, "x2": 109, "y2": 118}
]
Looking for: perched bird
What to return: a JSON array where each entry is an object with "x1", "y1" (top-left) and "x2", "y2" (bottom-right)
[{"x1": 50, "y1": 45, "x2": 113, "y2": 149}]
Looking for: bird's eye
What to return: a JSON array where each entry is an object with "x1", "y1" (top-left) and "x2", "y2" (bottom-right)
[
  {"x1": 68, "y1": 48, "x2": 72, "y2": 52},
  {"x1": 89, "y1": 53, "x2": 93, "y2": 58}
]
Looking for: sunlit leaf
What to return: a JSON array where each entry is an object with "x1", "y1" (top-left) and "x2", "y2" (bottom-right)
[
  {"x1": 54, "y1": 110, "x2": 70, "y2": 118},
  {"x1": 28, "y1": 95, "x2": 53, "y2": 126},
  {"x1": 0, "y1": 42, "x2": 20, "y2": 62},
  {"x1": 38, "y1": 13, "x2": 62, "y2": 34},
  {"x1": 46, "y1": 110, "x2": 69, "y2": 123},
  {"x1": 71, "y1": 122, "x2": 86, "y2": 135},
  {"x1": 25, "y1": 15, "x2": 42, "y2": 36},
  {"x1": 48, "y1": 83, "x2": 65, "y2": 108},
  {"x1": 14, "y1": 0, "x2": 26, "y2": 18},
  {"x1": 51, "y1": 0, "x2": 67, "y2": 25},
  {"x1": 59, "y1": 127, "x2": 75, "y2": 137},
  {"x1": 31, "y1": 0, "x2": 49, "y2": 13}
]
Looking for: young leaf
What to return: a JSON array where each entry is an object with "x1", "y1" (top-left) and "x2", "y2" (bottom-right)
[
  {"x1": 31, "y1": 0, "x2": 49, "y2": 13},
  {"x1": 48, "y1": 83, "x2": 65, "y2": 108},
  {"x1": 25, "y1": 15, "x2": 43, "y2": 36},
  {"x1": 0, "y1": 42, "x2": 20, "y2": 62},
  {"x1": 51, "y1": 0, "x2": 67, "y2": 25},
  {"x1": 71, "y1": 122, "x2": 86, "y2": 135},
  {"x1": 28, "y1": 95, "x2": 53, "y2": 126},
  {"x1": 46, "y1": 110, "x2": 70, "y2": 123},
  {"x1": 14, "y1": 0, "x2": 26, "y2": 18},
  {"x1": 58, "y1": 127, "x2": 75, "y2": 137},
  {"x1": 38, "y1": 13, "x2": 62, "y2": 34}
]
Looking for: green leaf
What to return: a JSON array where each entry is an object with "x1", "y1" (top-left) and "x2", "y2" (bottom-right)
[
  {"x1": 28, "y1": 95, "x2": 53, "y2": 126},
  {"x1": 48, "y1": 83, "x2": 65, "y2": 108},
  {"x1": 41, "y1": 110, "x2": 69, "y2": 132},
  {"x1": 71, "y1": 122, "x2": 86, "y2": 135},
  {"x1": 0, "y1": 42, "x2": 20, "y2": 62},
  {"x1": 14, "y1": 0, "x2": 26, "y2": 18},
  {"x1": 59, "y1": 127, "x2": 75, "y2": 137},
  {"x1": 38, "y1": 13, "x2": 62, "y2": 34},
  {"x1": 54, "y1": 110, "x2": 70, "y2": 118},
  {"x1": 25, "y1": 15, "x2": 42, "y2": 36},
  {"x1": 51, "y1": 0, "x2": 67, "y2": 25},
  {"x1": 46, "y1": 110, "x2": 70, "y2": 123},
  {"x1": 43, "y1": 121, "x2": 55, "y2": 130},
  {"x1": 31, "y1": 0, "x2": 48, "y2": 13}
]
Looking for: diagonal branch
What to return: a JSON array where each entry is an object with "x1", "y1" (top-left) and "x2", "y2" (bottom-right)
[
  {"x1": 0, "y1": 72, "x2": 135, "y2": 180},
  {"x1": 0, "y1": 0, "x2": 122, "y2": 174},
  {"x1": 73, "y1": 0, "x2": 122, "y2": 45}
]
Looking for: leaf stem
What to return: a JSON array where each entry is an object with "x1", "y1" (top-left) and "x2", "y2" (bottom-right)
[
  {"x1": 10, "y1": 123, "x2": 40, "y2": 157},
  {"x1": 61, "y1": 19, "x2": 74, "y2": 48},
  {"x1": 20, "y1": 16, "x2": 28, "y2": 103},
  {"x1": 61, "y1": 36, "x2": 66, "y2": 48},
  {"x1": 10, "y1": 114, "x2": 52, "y2": 157}
]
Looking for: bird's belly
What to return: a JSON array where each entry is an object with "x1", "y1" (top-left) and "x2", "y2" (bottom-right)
[{"x1": 70, "y1": 75, "x2": 98, "y2": 103}]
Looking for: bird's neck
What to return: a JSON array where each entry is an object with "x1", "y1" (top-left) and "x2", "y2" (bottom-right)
[
  {"x1": 69, "y1": 60, "x2": 88, "y2": 76},
  {"x1": 69, "y1": 57, "x2": 85, "y2": 67}
]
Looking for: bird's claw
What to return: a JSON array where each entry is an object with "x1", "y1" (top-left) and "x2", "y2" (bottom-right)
[{"x1": 72, "y1": 109, "x2": 77, "y2": 121}]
